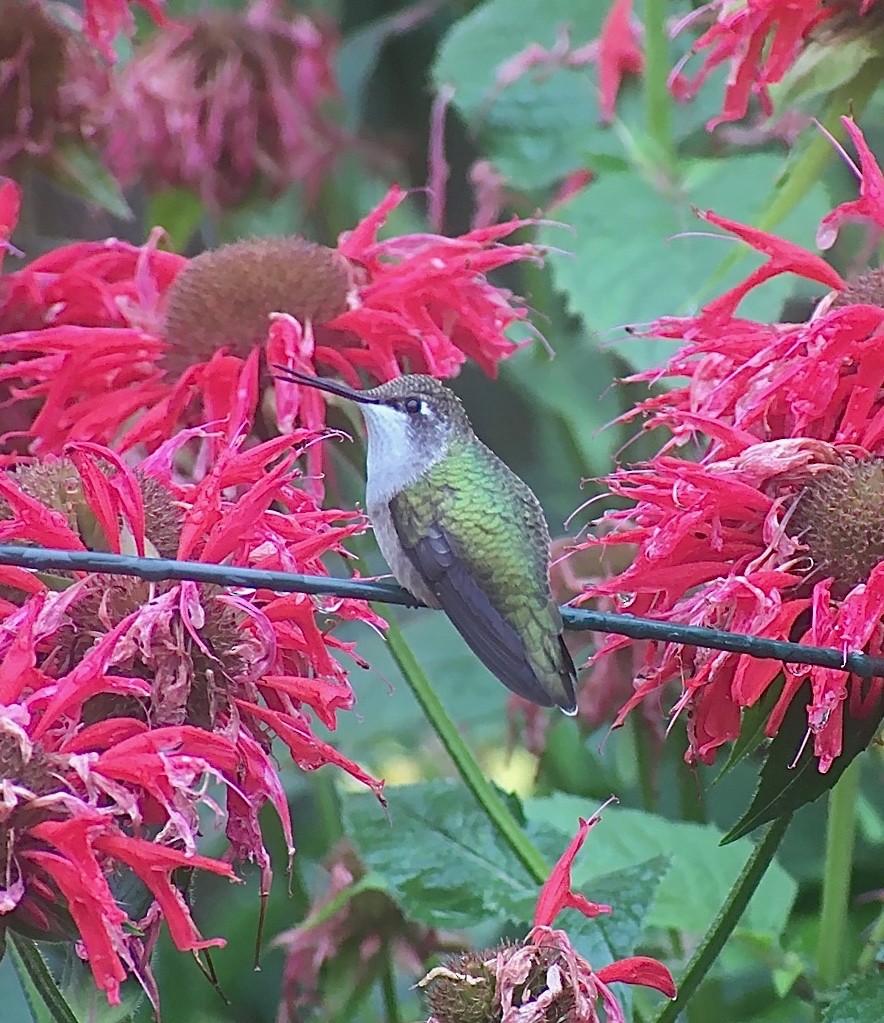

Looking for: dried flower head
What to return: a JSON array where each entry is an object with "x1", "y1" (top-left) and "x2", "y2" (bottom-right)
[
  {"x1": 418, "y1": 813, "x2": 675, "y2": 1023},
  {"x1": 0, "y1": 0, "x2": 110, "y2": 170},
  {"x1": 276, "y1": 842, "x2": 455, "y2": 1020},
  {"x1": 0, "y1": 596, "x2": 238, "y2": 1008},
  {"x1": 105, "y1": 0, "x2": 343, "y2": 210},
  {"x1": 161, "y1": 236, "x2": 356, "y2": 377}
]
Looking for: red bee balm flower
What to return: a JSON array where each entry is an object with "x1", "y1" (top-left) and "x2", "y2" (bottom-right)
[
  {"x1": 673, "y1": 0, "x2": 881, "y2": 128},
  {"x1": 419, "y1": 812, "x2": 675, "y2": 1023},
  {"x1": 0, "y1": 181, "x2": 540, "y2": 481},
  {"x1": 0, "y1": 0, "x2": 111, "y2": 170},
  {"x1": 584, "y1": 119, "x2": 884, "y2": 772},
  {"x1": 0, "y1": 433, "x2": 385, "y2": 998},
  {"x1": 0, "y1": 596, "x2": 236, "y2": 1007}
]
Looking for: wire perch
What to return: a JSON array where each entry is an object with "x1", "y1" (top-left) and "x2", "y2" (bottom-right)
[{"x1": 1, "y1": 544, "x2": 883, "y2": 678}]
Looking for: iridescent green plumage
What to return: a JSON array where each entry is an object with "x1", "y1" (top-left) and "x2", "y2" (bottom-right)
[{"x1": 389, "y1": 437, "x2": 575, "y2": 710}]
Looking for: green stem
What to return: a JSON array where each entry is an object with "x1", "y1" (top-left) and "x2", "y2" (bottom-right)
[
  {"x1": 632, "y1": 714, "x2": 657, "y2": 812},
  {"x1": 381, "y1": 942, "x2": 404, "y2": 1023},
  {"x1": 816, "y1": 757, "x2": 862, "y2": 989},
  {"x1": 652, "y1": 815, "x2": 792, "y2": 1023},
  {"x1": 642, "y1": 0, "x2": 674, "y2": 165},
  {"x1": 383, "y1": 617, "x2": 549, "y2": 885},
  {"x1": 333, "y1": 966, "x2": 381, "y2": 1023},
  {"x1": 676, "y1": 756, "x2": 707, "y2": 825}
]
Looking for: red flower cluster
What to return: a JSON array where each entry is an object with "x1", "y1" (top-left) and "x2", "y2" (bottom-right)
[
  {"x1": 583, "y1": 118, "x2": 884, "y2": 772},
  {"x1": 419, "y1": 810, "x2": 675, "y2": 1023},
  {"x1": 673, "y1": 0, "x2": 881, "y2": 128},
  {"x1": 0, "y1": 181, "x2": 540, "y2": 482},
  {"x1": 0, "y1": 433, "x2": 384, "y2": 1003},
  {"x1": 0, "y1": 137, "x2": 544, "y2": 1001}
]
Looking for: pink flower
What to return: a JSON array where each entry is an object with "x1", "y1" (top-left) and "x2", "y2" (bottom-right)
[
  {"x1": 0, "y1": 0, "x2": 110, "y2": 170},
  {"x1": 275, "y1": 842, "x2": 455, "y2": 1019},
  {"x1": 105, "y1": 0, "x2": 341, "y2": 210},
  {"x1": 0, "y1": 184, "x2": 541, "y2": 481},
  {"x1": 582, "y1": 118, "x2": 884, "y2": 772},
  {"x1": 420, "y1": 812, "x2": 675, "y2": 1023},
  {"x1": 83, "y1": 0, "x2": 166, "y2": 62},
  {"x1": 672, "y1": 0, "x2": 880, "y2": 128}
]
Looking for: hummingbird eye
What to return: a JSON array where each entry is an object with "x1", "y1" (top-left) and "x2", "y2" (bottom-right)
[{"x1": 403, "y1": 397, "x2": 423, "y2": 415}]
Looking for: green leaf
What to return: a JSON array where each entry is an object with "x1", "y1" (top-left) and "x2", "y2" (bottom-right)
[
  {"x1": 342, "y1": 779, "x2": 667, "y2": 947},
  {"x1": 773, "y1": 34, "x2": 881, "y2": 110},
  {"x1": 343, "y1": 779, "x2": 539, "y2": 928},
  {"x1": 540, "y1": 153, "x2": 832, "y2": 372},
  {"x1": 526, "y1": 795, "x2": 796, "y2": 937},
  {"x1": 724, "y1": 682, "x2": 884, "y2": 843},
  {"x1": 433, "y1": 0, "x2": 608, "y2": 190},
  {"x1": 145, "y1": 188, "x2": 204, "y2": 253},
  {"x1": 433, "y1": 0, "x2": 725, "y2": 190},
  {"x1": 502, "y1": 332, "x2": 624, "y2": 480},
  {"x1": 823, "y1": 972, "x2": 884, "y2": 1023},
  {"x1": 7, "y1": 933, "x2": 143, "y2": 1023},
  {"x1": 8, "y1": 936, "x2": 77, "y2": 1023},
  {"x1": 714, "y1": 674, "x2": 787, "y2": 783},
  {"x1": 51, "y1": 142, "x2": 133, "y2": 222}
]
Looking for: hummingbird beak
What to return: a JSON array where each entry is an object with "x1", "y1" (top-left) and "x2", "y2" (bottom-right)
[{"x1": 272, "y1": 365, "x2": 381, "y2": 406}]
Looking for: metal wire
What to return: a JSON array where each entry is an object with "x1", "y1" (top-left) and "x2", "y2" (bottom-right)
[{"x1": 2, "y1": 544, "x2": 884, "y2": 678}]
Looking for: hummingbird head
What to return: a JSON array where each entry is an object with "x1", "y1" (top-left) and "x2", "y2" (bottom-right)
[{"x1": 274, "y1": 368, "x2": 472, "y2": 497}]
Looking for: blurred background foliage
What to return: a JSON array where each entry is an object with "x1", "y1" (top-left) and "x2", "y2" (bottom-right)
[{"x1": 2, "y1": 0, "x2": 884, "y2": 1021}]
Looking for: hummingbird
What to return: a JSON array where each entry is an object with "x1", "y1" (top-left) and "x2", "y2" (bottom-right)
[{"x1": 274, "y1": 367, "x2": 578, "y2": 714}]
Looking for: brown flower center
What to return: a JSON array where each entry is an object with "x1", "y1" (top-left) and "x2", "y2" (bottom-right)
[
  {"x1": 831, "y1": 268, "x2": 884, "y2": 310},
  {"x1": 422, "y1": 951, "x2": 497, "y2": 1023},
  {"x1": 8, "y1": 459, "x2": 182, "y2": 556},
  {"x1": 789, "y1": 457, "x2": 884, "y2": 596},
  {"x1": 161, "y1": 237, "x2": 355, "y2": 376}
]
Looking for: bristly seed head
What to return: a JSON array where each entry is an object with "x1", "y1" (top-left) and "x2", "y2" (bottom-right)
[
  {"x1": 8, "y1": 458, "x2": 182, "y2": 557},
  {"x1": 789, "y1": 456, "x2": 884, "y2": 597},
  {"x1": 421, "y1": 942, "x2": 579, "y2": 1023},
  {"x1": 831, "y1": 268, "x2": 884, "y2": 310},
  {"x1": 421, "y1": 950, "x2": 497, "y2": 1023},
  {"x1": 162, "y1": 237, "x2": 356, "y2": 376}
]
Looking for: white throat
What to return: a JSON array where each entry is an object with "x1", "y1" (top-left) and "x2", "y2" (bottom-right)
[{"x1": 361, "y1": 403, "x2": 444, "y2": 506}]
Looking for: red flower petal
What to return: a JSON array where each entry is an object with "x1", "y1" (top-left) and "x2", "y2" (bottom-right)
[
  {"x1": 817, "y1": 117, "x2": 884, "y2": 249},
  {"x1": 597, "y1": 955, "x2": 677, "y2": 998},
  {"x1": 597, "y1": 0, "x2": 644, "y2": 123},
  {"x1": 696, "y1": 209, "x2": 845, "y2": 322},
  {"x1": 533, "y1": 815, "x2": 612, "y2": 927}
]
